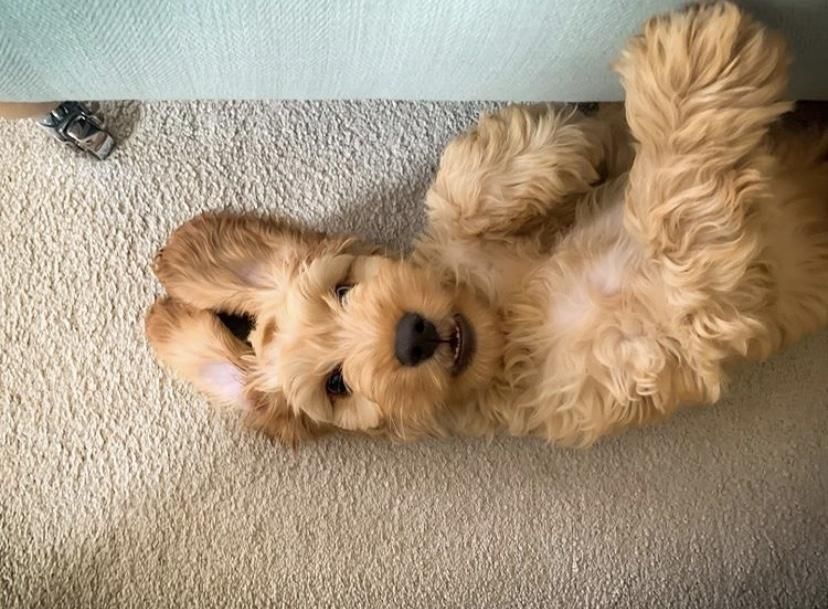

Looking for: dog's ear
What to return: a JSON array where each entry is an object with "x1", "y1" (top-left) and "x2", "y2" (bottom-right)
[
  {"x1": 197, "y1": 360, "x2": 250, "y2": 408},
  {"x1": 146, "y1": 298, "x2": 326, "y2": 446},
  {"x1": 154, "y1": 212, "x2": 346, "y2": 316},
  {"x1": 146, "y1": 298, "x2": 257, "y2": 409},
  {"x1": 242, "y1": 387, "x2": 328, "y2": 447}
]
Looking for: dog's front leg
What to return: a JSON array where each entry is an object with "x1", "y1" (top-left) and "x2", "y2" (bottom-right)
[
  {"x1": 617, "y1": 1, "x2": 790, "y2": 370},
  {"x1": 422, "y1": 104, "x2": 627, "y2": 243}
]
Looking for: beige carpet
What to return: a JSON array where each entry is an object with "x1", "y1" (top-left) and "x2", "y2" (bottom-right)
[{"x1": 1, "y1": 100, "x2": 827, "y2": 609}]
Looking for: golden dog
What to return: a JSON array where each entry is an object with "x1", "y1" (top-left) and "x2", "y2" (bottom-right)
[{"x1": 147, "y1": 2, "x2": 828, "y2": 446}]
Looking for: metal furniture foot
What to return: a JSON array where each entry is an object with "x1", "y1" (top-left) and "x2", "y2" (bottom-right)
[{"x1": 38, "y1": 101, "x2": 116, "y2": 160}]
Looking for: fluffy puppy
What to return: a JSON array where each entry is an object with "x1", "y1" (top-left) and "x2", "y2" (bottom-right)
[{"x1": 147, "y1": 2, "x2": 828, "y2": 446}]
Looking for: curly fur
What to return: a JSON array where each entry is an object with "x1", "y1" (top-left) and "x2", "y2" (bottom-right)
[{"x1": 146, "y1": 2, "x2": 828, "y2": 447}]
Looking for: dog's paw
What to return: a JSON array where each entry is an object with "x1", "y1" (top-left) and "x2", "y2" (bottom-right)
[
  {"x1": 428, "y1": 104, "x2": 605, "y2": 238},
  {"x1": 616, "y1": 2, "x2": 791, "y2": 150},
  {"x1": 617, "y1": 1, "x2": 788, "y2": 106}
]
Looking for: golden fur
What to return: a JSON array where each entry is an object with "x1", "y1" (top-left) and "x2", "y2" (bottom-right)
[{"x1": 146, "y1": 2, "x2": 828, "y2": 447}]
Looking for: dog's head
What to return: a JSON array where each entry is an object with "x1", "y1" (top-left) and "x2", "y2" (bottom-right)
[{"x1": 242, "y1": 240, "x2": 503, "y2": 442}]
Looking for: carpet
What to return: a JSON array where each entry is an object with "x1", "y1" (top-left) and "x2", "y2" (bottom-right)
[{"x1": 1, "y1": 100, "x2": 827, "y2": 609}]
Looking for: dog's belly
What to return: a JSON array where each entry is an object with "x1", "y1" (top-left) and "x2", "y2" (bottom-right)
[{"x1": 498, "y1": 198, "x2": 684, "y2": 443}]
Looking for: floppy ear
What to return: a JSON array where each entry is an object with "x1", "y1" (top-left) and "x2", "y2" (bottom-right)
[
  {"x1": 146, "y1": 298, "x2": 325, "y2": 445},
  {"x1": 146, "y1": 298, "x2": 254, "y2": 409},
  {"x1": 153, "y1": 212, "x2": 344, "y2": 317}
]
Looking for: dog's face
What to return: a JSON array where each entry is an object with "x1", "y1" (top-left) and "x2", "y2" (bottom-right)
[{"x1": 248, "y1": 251, "x2": 502, "y2": 438}]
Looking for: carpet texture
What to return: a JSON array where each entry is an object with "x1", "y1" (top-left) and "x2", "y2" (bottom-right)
[{"x1": 1, "y1": 100, "x2": 827, "y2": 609}]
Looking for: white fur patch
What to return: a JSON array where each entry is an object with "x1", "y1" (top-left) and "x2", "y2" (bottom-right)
[
  {"x1": 553, "y1": 242, "x2": 632, "y2": 329},
  {"x1": 553, "y1": 283, "x2": 591, "y2": 328},
  {"x1": 589, "y1": 246, "x2": 627, "y2": 296},
  {"x1": 201, "y1": 361, "x2": 246, "y2": 406}
]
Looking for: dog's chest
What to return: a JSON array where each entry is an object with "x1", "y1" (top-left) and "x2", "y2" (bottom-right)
[{"x1": 439, "y1": 239, "x2": 538, "y2": 303}]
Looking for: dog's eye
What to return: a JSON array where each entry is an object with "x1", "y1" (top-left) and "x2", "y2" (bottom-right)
[
  {"x1": 334, "y1": 284, "x2": 352, "y2": 304},
  {"x1": 325, "y1": 366, "x2": 350, "y2": 398}
]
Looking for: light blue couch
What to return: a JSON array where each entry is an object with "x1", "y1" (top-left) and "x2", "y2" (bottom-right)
[{"x1": 1, "y1": 0, "x2": 826, "y2": 102}]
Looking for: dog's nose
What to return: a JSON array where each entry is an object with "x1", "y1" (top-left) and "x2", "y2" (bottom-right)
[{"x1": 395, "y1": 312, "x2": 439, "y2": 366}]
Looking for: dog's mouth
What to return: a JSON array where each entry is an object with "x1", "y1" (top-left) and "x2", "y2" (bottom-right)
[{"x1": 448, "y1": 314, "x2": 475, "y2": 375}]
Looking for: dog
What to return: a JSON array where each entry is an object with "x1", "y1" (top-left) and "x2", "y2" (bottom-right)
[{"x1": 146, "y1": 2, "x2": 828, "y2": 447}]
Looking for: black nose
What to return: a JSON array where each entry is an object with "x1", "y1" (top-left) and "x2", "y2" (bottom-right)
[{"x1": 395, "y1": 312, "x2": 439, "y2": 366}]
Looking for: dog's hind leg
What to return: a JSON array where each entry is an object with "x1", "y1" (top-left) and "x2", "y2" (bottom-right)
[
  {"x1": 423, "y1": 103, "x2": 629, "y2": 243},
  {"x1": 615, "y1": 1, "x2": 791, "y2": 370}
]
